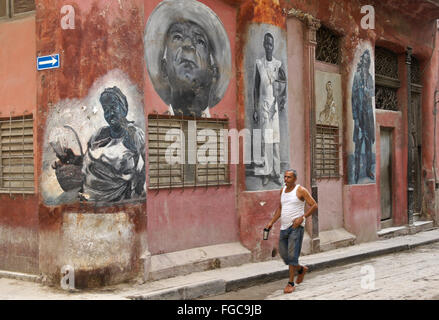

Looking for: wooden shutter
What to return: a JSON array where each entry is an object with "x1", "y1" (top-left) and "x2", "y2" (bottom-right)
[
  {"x1": 0, "y1": 0, "x2": 7, "y2": 18},
  {"x1": 12, "y1": 0, "x2": 35, "y2": 15},
  {"x1": 148, "y1": 118, "x2": 184, "y2": 188},
  {"x1": 315, "y1": 124, "x2": 340, "y2": 178},
  {"x1": 195, "y1": 120, "x2": 229, "y2": 185},
  {"x1": 0, "y1": 115, "x2": 35, "y2": 193}
]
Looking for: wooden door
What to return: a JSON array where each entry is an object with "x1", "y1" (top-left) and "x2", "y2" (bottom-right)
[{"x1": 380, "y1": 128, "x2": 392, "y2": 221}]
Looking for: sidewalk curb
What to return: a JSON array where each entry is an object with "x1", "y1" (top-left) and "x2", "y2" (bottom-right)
[
  {"x1": 127, "y1": 279, "x2": 226, "y2": 300},
  {"x1": 0, "y1": 270, "x2": 42, "y2": 283}
]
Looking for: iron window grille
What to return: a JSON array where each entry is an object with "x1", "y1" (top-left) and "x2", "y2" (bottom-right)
[
  {"x1": 0, "y1": 114, "x2": 35, "y2": 194},
  {"x1": 148, "y1": 114, "x2": 230, "y2": 190},
  {"x1": 316, "y1": 26, "x2": 341, "y2": 65},
  {"x1": 411, "y1": 56, "x2": 422, "y2": 86},
  {"x1": 314, "y1": 124, "x2": 340, "y2": 178},
  {"x1": 375, "y1": 46, "x2": 400, "y2": 111},
  {"x1": 0, "y1": 0, "x2": 35, "y2": 19}
]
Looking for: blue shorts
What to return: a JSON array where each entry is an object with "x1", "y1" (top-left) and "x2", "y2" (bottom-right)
[{"x1": 278, "y1": 225, "x2": 304, "y2": 266}]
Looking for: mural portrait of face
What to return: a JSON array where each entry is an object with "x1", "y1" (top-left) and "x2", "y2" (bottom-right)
[
  {"x1": 145, "y1": 0, "x2": 231, "y2": 118},
  {"x1": 263, "y1": 33, "x2": 274, "y2": 61},
  {"x1": 160, "y1": 20, "x2": 219, "y2": 117},
  {"x1": 100, "y1": 87, "x2": 129, "y2": 136}
]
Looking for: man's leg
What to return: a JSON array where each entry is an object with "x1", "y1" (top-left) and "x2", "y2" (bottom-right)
[
  {"x1": 279, "y1": 227, "x2": 296, "y2": 293},
  {"x1": 293, "y1": 226, "x2": 308, "y2": 284},
  {"x1": 284, "y1": 227, "x2": 303, "y2": 293}
]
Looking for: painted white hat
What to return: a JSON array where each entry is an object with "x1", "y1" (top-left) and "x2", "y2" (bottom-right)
[{"x1": 144, "y1": 0, "x2": 232, "y2": 108}]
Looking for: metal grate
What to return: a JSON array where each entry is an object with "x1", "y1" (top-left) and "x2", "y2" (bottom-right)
[
  {"x1": 148, "y1": 115, "x2": 230, "y2": 190},
  {"x1": 0, "y1": 114, "x2": 35, "y2": 194},
  {"x1": 375, "y1": 46, "x2": 400, "y2": 111},
  {"x1": 375, "y1": 47, "x2": 399, "y2": 80},
  {"x1": 316, "y1": 26, "x2": 340, "y2": 65},
  {"x1": 376, "y1": 85, "x2": 399, "y2": 111},
  {"x1": 314, "y1": 124, "x2": 340, "y2": 178},
  {"x1": 411, "y1": 56, "x2": 422, "y2": 85}
]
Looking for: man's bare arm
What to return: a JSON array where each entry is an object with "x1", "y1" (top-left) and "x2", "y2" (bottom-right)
[
  {"x1": 292, "y1": 187, "x2": 318, "y2": 228},
  {"x1": 302, "y1": 187, "x2": 318, "y2": 219}
]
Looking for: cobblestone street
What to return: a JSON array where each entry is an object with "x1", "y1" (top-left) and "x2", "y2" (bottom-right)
[{"x1": 204, "y1": 242, "x2": 439, "y2": 300}]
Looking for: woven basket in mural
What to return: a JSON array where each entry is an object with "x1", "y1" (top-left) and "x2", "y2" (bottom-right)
[
  {"x1": 51, "y1": 125, "x2": 84, "y2": 192},
  {"x1": 55, "y1": 164, "x2": 83, "y2": 192}
]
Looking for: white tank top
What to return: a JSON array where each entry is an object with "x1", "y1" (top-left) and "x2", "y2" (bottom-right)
[{"x1": 280, "y1": 184, "x2": 306, "y2": 230}]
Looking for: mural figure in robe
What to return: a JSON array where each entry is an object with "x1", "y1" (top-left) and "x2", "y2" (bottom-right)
[
  {"x1": 51, "y1": 86, "x2": 146, "y2": 202},
  {"x1": 253, "y1": 32, "x2": 287, "y2": 186},
  {"x1": 319, "y1": 81, "x2": 338, "y2": 126},
  {"x1": 352, "y1": 49, "x2": 375, "y2": 183}
]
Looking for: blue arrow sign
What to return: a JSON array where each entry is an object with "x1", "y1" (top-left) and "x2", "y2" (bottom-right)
[{"x1": 37, "y1": 54, "x2": 60, "y2": 71}]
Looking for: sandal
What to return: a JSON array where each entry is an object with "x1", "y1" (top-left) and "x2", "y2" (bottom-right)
[
  {"x1": 284, "y1": 282, "x2": 295, "y2": 294},
  {"x1": 296, "y1": 266, "x2": 309, "y2": 284}
]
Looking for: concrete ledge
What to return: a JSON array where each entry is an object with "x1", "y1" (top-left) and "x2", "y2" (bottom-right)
[
  {"x1": 378, "y1": 222, "x2": 436, "y2": 239},
  {"x1": 377, "y1": 226, "x2": 409, "y2": 238},
  {"x1": 319, "y1": 228, "x2": 356, "y2": 252},
  {"x1": 0, "y1": 270, "x2": 42, "y2": 283},
  {"x1": 410, "y1": 221, "x2": 435, "y2": 234},
  {"x1": 149, "y1": 242, "x2": 252, "y2": 281}
]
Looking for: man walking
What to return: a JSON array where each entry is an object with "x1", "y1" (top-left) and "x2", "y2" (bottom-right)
[{"x1": 265, "y1": 169, "x2": 318, "y2": 293}]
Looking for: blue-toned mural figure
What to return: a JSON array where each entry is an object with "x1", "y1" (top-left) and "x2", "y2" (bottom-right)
[{"x1": 351, "y1": 49, "x2": 375, "y2": 183}]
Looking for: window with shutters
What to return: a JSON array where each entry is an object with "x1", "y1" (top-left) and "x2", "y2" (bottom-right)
[
  {"x1": 0, "y1": 0, "x2": 35, "y2": 19},
  {"x1": 0, "y1": 115, "x2": 35, "y2": 194},
  {"x1": 314, "y1": 124, "x2": 340, "y2": 178},
  {"x1": 148, "y1": 115, "x2": 230, "y2": 189}
]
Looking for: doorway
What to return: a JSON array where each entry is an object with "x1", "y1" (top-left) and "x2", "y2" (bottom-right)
[{"x1": 380, "y1": 128, "x2": 393, "y2": 227}]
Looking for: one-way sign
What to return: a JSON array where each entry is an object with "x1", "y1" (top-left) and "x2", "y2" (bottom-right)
[{"x1": 37, "y1": 54, "x2": 60, "y2": 71}]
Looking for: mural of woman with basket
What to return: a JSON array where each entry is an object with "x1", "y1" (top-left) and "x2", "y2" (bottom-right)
[{"x1": 50, "y1": 86, "x2": 146, "y2": 203}]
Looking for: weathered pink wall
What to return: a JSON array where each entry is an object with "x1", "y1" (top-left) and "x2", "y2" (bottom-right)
[
  {"x1": 144, "y1": 0, "x2": 240, "y2": 255},
  {"x1": 287, "y1": 17, "x2": 306, "y2": 190},
  {"x1": 36, "y1": 0, "x2": 147, "y2": 287},
  {"x1": 0, "y1": 15, "x2": 39, "y2": 274},
  {"x1": 0, "y1": 15, "x2": 36, "y2": 116}
]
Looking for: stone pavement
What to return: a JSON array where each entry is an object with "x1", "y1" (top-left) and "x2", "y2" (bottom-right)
[{"x1": 0, "y1": 228, "x2": 438, "y2": 300}]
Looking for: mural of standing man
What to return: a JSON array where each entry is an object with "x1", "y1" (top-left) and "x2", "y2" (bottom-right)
[
  {"x1": 253, "y1": 32, "x2": 287, "y2": 186},
  {"x1": 351, "y1": 49, "x2": 375, "y2": 183},
  {"x1": 144, "y1": 0, "x2": 231, "y2": 118}
]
